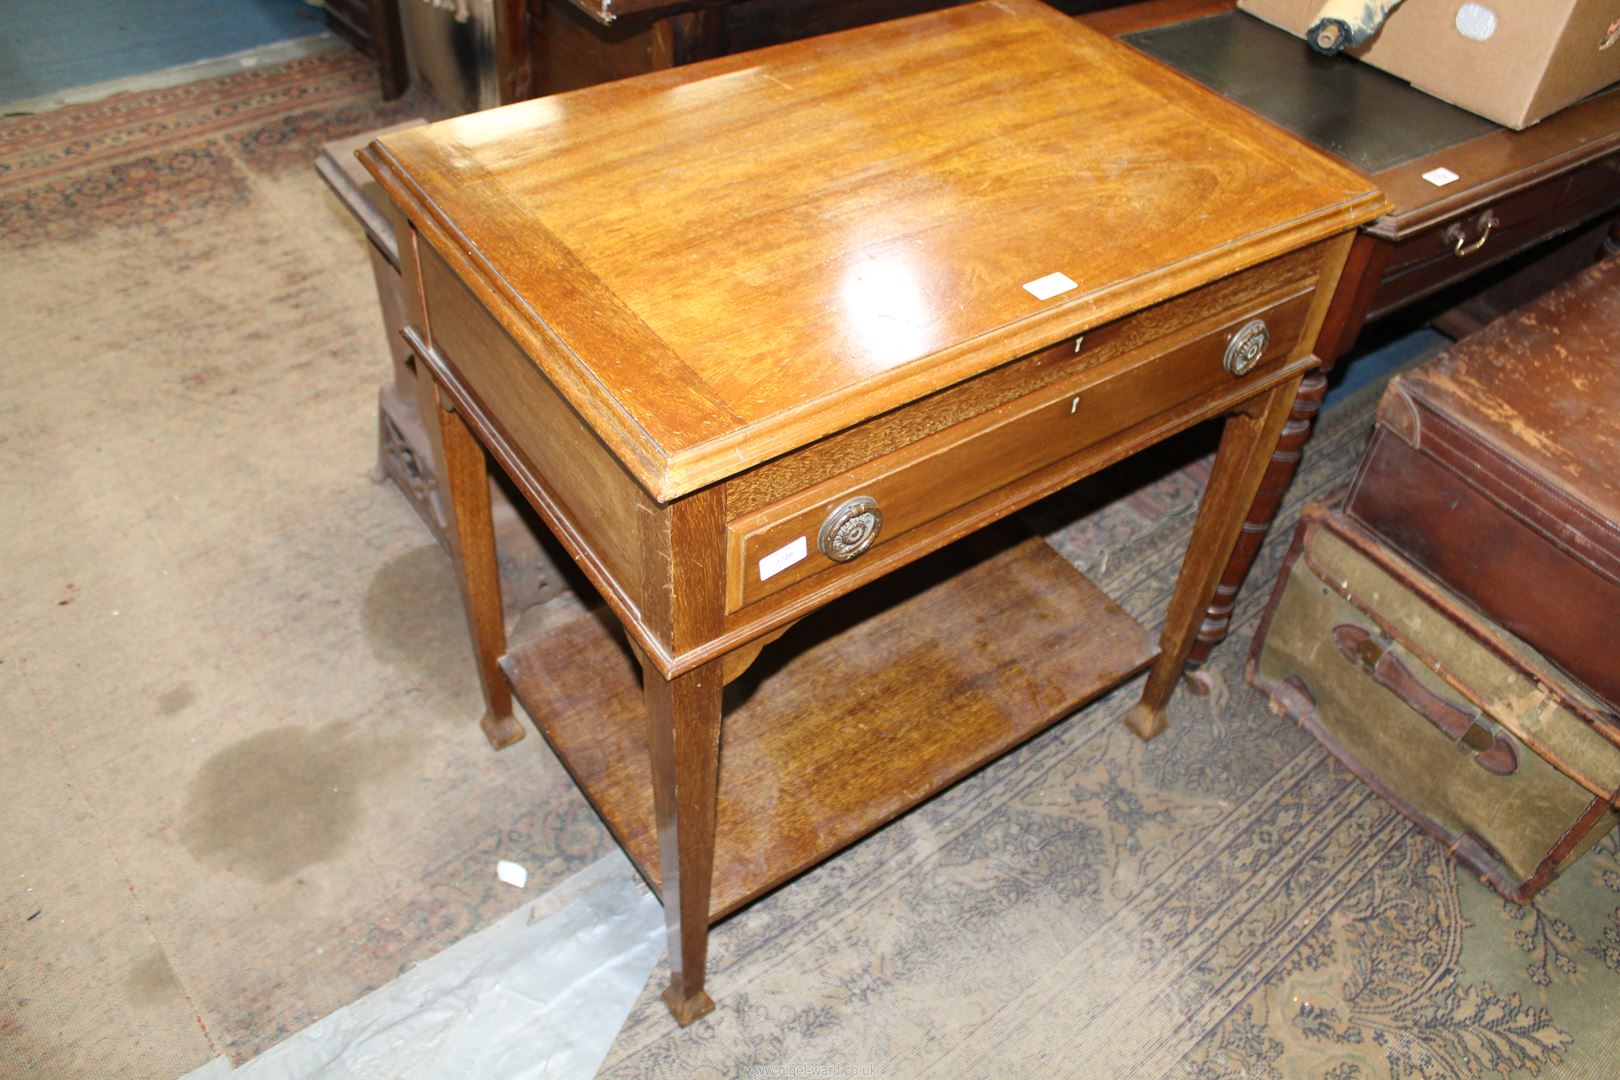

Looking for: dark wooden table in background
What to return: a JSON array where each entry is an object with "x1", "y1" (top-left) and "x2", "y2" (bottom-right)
[
  {"x1": 516, "y1": 0, "x2": 1135, "y2": 97},
  {"x1": 1083, "y1": 0, "x2": 1620, "y2": 671},
  {"x1": 341, "y1": 0, "x2": 1137, "y2": 102}
]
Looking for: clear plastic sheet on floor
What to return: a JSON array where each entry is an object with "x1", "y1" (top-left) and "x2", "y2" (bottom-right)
[{"x1": 185, "y1": 854, "x2": 663, "y2": 1080}]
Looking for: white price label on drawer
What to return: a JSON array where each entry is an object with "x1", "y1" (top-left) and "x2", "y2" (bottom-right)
[{"x1": 758, "y1": 536, "x2": 808, "y2": 581}]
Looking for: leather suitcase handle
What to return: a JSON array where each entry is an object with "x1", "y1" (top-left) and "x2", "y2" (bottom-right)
[{"x1": 1333, "y1": 624, "x2": 1519, "y2": 776}]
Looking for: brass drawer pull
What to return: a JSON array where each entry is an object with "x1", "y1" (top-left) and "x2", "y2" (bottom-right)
[
  {"x1": 819, "y1": 496, "x2": 882, "y2": 562},
  {"x1": 1223, "y1": 318, "x2": 1270, "y2": 377},
  {"x1": 1446, "y1": 211, "x2": 1499, "y2": 258}
]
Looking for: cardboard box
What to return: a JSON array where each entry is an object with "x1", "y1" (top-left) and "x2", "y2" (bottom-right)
[{"x1": 1237, "y1": 0, "x2": 1620, "y2": 128}]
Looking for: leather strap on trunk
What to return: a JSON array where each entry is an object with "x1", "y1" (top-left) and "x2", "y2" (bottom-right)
[{"x1": 1333, "y1": 623, "x2": 1519, "y2": 776}]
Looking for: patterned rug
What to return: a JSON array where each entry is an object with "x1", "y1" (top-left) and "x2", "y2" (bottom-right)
[
  {"x1": 5, "y1": 40, "x2": 1619, "y2": 1080},
  {"x1": 600, "y1": 393, "x2": 1620, "y2": 1079}
]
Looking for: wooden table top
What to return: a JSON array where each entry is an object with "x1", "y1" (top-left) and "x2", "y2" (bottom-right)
[{"x1": 365, "y1": 0, "x2": 1383, "y2": 500}]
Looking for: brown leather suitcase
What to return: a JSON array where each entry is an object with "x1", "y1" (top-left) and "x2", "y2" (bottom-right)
[
  {"x1": 1345, "y1": 256, "x2": 1620, "y2": 711},
  {"x1": 1249, "y1": 505, "x2": 1620, "y2": 903}
]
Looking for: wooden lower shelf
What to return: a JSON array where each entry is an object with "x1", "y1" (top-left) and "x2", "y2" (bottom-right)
[{"x1": 500, "y1": 524, "x2": 1157, "y2": 921}]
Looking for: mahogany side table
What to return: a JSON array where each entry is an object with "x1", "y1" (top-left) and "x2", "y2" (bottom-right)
[
  {"x1": 1084, "y1": 0, "x2": 1620, "y2": 669},
  {"x1": 362, "y1": 0, "x2": 1383, "y2": 1024}
]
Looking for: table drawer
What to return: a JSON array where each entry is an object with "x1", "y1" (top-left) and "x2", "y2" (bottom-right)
[
  {"x1": 726, "y1": 288, "x2": 1315, "y2": 611},
  {"x1": 726, "y1": 241, "x2": 1331, "y2": 517},
  {"x1": 1372, "y1": 154, "x2": 1620, "y2": 318}
]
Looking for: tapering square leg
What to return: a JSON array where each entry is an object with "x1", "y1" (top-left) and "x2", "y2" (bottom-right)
[
  {"x1": 1128, "y1": 374, "x2": 1304, "y2": 740},
  {"x1": 431, "y1": 384, "x2": 525, "y2": 750},
  {"x1": 644, "y1": 661, "x2": 724, "y2": 1026}
]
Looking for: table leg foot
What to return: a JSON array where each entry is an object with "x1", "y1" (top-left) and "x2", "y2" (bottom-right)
[
  {"x1": 1126, "y1": 702, "x2": 1169, "y2": 741},
  {"x1": 1181, "y1": 667, "x2": 1218, "y2": 697},
  {"x1": 661, "y1": 984, "x2": 716, "y2": 1027},
  {"x1": 480, "y1": 709, "x2": 526, "y2": 750}
]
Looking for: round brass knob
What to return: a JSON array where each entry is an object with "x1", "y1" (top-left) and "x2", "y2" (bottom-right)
[
  {"x1": 818, "y1": 496, "x2": 882, "y2": 563},
  {"x1": 1223, "y1": 319, "x2": 1270, "y2": 377}
]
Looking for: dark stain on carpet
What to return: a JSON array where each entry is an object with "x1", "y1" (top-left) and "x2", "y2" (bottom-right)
[
  {"x1": 361, "y1": 545, "x2": 464, "y2": 672},
  {"x1": 178, "y1": 723, "x2": 417, "y2": 883},
  {"x1": 157, "y1": 683, "x2": 196, "y2": 716},
  {"x1": 125, "y1": 947, "x2": 183, "y2": 1007}
]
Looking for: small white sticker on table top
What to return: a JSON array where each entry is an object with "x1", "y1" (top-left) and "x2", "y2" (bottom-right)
[
  {"x1": 1422, "y1": 167, "x2": 1461, "y2": 187},
  {"x1": 496, "y1": 860, "x2": 528, "y2": 888},
  {"x1": 1023, "y1": 272, "x2": 1078, "y2": 301},
  {"x1": 759, "y1": 535, "x2": 808, "y2": 582}
]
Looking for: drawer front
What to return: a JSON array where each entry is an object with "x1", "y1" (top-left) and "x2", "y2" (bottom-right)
[
  {"x1": 1372, "y1": 155, "x2": 1620, "y2": 317},
  {"x1": 727, "y1": 241, "x2": 1331, "y2": 516},
  {"x1": 1384, "y1": 180, "x2": 1565, "y2": 276},
  {"x1": 726, "y1": 289, "x2": 1314, "y2": 610}
]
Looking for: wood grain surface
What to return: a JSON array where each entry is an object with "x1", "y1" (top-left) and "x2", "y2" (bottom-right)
[
  {"x1": 364, "y1": 0, "x2": 1383, "y2": 500},
  {"x1": 726, "y1": 287, "x2": 1315, "y2": 609},
  {"x1": 501, "y1": 524, "x2": 1157, "y2": 919}
]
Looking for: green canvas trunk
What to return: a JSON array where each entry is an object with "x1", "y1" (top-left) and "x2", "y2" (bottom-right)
[{"x1": 1248, "y1": 505, "x2": 1620, "y2": 903}]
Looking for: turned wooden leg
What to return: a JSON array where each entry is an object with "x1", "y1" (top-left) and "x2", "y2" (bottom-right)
[
  {"x1": 1185, "y1": 232, "x2": 1388, "y2": 677},
  {"x1": 645, "y1": 661, "x2": 725, "y2": 1026},
  {"x1": 1128, "y1": 376, "x2": 1303, "y2": 740},
  {"x1": 432, "y1": 385, "x2": 524, "y2": 750},
  {"x1": 1184, "y1": 371, "x2": 1326, "y2": 670}
]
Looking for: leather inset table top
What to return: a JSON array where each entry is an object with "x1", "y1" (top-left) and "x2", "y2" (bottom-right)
[{"x1": 1126, "y1": 11, "x2": 1499, "y2": 175}]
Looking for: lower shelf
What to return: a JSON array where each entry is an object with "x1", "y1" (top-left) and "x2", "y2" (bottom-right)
[{"x1": 501, "y1": 524, "x2": 1157, "y2": 921}]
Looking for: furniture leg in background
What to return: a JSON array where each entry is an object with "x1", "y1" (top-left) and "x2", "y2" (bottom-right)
[
  {"x1": 429, "y1": 377, "x2": 525, "y2": 750},
  {"x1": 1185, "y1": 231, "x2": 1388, "y2": 674},
  {"x1": 325, "y1": 0, "x2": 408, "y2": 99},
  {"x1": 1185, "y1": 204, "x2": 1620, "y2": 675}
]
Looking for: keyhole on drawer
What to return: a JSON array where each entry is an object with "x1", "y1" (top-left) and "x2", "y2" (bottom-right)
[
  {"x1": 1070, "y1": 396, "x2": 1081, "y2": 414},
  {"x1": 1073, "y1": 334, "x2": 1085, "y2": 354}
]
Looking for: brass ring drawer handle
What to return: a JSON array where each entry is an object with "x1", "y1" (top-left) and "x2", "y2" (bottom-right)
[
  {"x1": 1223, "y1": 318, "x2": 1270, "y2": 377},
  {"x1": 1446, "y1": 212, "x2": 1499, "y2": 258},
  {"x1": 819, "y1": 496, "x2": 883, "y2": 562}
]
